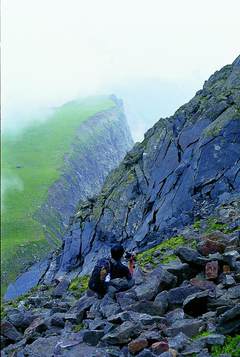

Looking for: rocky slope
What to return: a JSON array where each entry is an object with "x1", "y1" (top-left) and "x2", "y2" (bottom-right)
[
  {"x1": 53, "y1": 56, "x2": 240, "y2": 278},
  {"x1": 1, "y1": 200, "x2": 240, "y2": 356},
  {"x1": 1, "y1": 56, "x2": 240, "y2": 356}
]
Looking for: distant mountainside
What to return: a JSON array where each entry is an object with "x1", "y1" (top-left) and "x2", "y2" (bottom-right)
[{"x1": 2, "y1": 95, "x2": 133, "y2": 293}]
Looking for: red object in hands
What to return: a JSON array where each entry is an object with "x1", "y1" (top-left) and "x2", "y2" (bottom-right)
[{"x1": 129, "y1": 255, "x2": 135, "y2": 274}]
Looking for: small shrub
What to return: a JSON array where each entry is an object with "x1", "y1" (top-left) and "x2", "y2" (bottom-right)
[
  {"x1": 69, "y1": 275, "x2": 89, "y2": 297},
  {"x1": 193, "y1": 220, "x2": 201, "y2": 230},
  {"x1": 205, "y1": 217, "x2": 228, "y2": 234}
]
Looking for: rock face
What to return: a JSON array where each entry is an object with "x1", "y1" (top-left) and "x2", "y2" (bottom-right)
[
  {"x1": 55, "y1": 56, "x2": 240, "y2": 276},
  {"x1": 37, "y1": 95, "x2": 134, "y2": 243}
]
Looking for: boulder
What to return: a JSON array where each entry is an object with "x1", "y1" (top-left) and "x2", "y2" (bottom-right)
[
  {"x1": 190, "y1": 278, "x2": 216, "y2": 291},
  {"x1": 128, "y1": 301, "x2": 166, "y2": 316},
  {"x1": 7, "y1": 310, "x2": 37, "y2": 330},
  {"x1": 102, "y1": 321, "x2": 141, "y2": 345},
  {"x1": 134, "y1": 267, "x2": 176, "y2": 301},
  {"x1": 221, "y1": 274, "x2": 236, "y2": 287},
  {"x1": 128, "y1": 338, "x2": 148, "y2": 354},
  {"x1": 165, "y1": 309, "x2": 184, "y2": 325},
  {"x1": 223, "y1": 250, "x2": 240, "y2": 269},
  {"x1": 183, "y1": 291, "x2": 210, "y2": 317},
  {"x1": 139, "y1": 330, "x2": 162, "y2": 344},
  {"x1": 197, "y1": 232, "x2": 227, "y2": 256},
  {"x1": 0, "y1": 321, "x2": 22, "y2": 343},
  {"x1": 51, "y1": 279, "x2": 70, "y2": 298},
  {"x1": 107, "y1": 311, "x2": 132, "y2": 324},
  {"x1": 100, "y1": 299, "x2": 121, "y2": 319},
  {"x1": 176, "y1": 247, "x2": 207, "y2": 267},
  {"x1": 217, "y1": 304, "x2": 240, "y2": 334},
  {"x1": 227, "y1": 284, "x2": 240, "y2": 299},
  {"x1": 49, "y1": 313, "x2": 65, "y2": 328},
  {"x1": 163, "y1": 262, "x2": 192, "y2": 284},
  {"x1": 116, "y1": 290, "x2": 137, "y2": 310},
  {"x1": 24, "y1": 317, "x2": 48, "y2": 340},
  {"x1": 69, "y1": 296, "x2": 97, "y2": 322},
  {"x1": 165, "y1": 319, "x2": 205, "y2": 338},
  {"x1": 151, "y1": 341, "x2": 169, "y2": 354},
  {"x1": 197, "y1": 334, "x2": 225, "y2": 347},
  {"x1": 167, "y1": 284, "x2": 201, "y2": 307},
  {"x1": 168, "y1": 332, "x2": 190, "y2": 351},
  {"x1": 81, "y1": 329, "x2": 104, "y2": 346},
  {"x1": 205, "y1": 261, "x2": 219, "y2": 280},
  {"x1": 154, "y1": 291, "x2": 169, "y2": 315}
]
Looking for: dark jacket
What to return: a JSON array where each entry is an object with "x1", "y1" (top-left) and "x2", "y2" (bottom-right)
[{"x1": 110, "y1": 258, "x2": 132, "y2": 280}]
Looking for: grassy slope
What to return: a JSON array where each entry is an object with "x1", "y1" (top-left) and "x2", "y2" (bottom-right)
[{"x1": 1, "y1": 96, "x2": 114, "y2": 292}]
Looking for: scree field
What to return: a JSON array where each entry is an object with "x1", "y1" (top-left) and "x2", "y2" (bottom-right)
[{"x1": 1, "y1": 96, "x2": 114, "y2": 293}]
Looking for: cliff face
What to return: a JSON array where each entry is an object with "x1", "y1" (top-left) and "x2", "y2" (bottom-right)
[
  {"x1": 3, "y1": 96, "x2": 133, "y2": 299},
  {"x1": 36, "y1": 97, "x2": 134, "y2": 244},
  {"x1": 55, "y1": 56, "x2": 240, "y2": 277}
]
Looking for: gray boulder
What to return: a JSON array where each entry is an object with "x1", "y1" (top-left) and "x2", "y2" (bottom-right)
[
  {"x1": 102, "y1": 321, "x2": 141, "y2": 345},
  {"x1": 69, "y1": 295, "x2": 97, "y2": 322},
  {"x1": 166, "y1": 319, "x2": 205, "y2": 338},
  {"x1": 217, "y1": 304, "x2": 240, "y2": 334}
]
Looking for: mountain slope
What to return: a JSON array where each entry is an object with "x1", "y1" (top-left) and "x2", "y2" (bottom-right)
[
  {"x1": 55, "y1": 56, "x2": 240, "y2": 277},
  {"x1": 2, "y1": 95, "x2": 133, "y2": 293}
]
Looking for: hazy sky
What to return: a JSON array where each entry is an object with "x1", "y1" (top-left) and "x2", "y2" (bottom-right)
[{"x1": 2, "y1": 0, "x2": 240, "y2": 139}]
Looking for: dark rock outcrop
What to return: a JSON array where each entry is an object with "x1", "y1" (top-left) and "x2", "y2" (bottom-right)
[{"x1": 55, "y1": 56, "x2": 240, "y2": 278}]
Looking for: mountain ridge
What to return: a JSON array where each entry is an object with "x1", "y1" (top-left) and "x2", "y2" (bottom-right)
[{"x1": 52, "y1": 56, "x2": 240, "y2": 279}]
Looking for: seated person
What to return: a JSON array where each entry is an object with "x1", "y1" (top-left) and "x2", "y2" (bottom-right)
[
  {"x1": 108, "y1": 244, "x2": 135, "y2": 294},
  {"x1": 88, "y1": 244, "x2": 134, "y2": 298}
]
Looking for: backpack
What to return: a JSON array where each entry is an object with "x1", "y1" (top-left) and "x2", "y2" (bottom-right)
[{"x1": 88, "y1": 258, "x2": 111, "y2": 292}]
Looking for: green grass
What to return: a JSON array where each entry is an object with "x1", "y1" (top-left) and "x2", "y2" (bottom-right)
[
  {"x1": 211, "y1": 335, "x2": 240, "y2": 357},
  {"x1": 137, "y1": 235, "x2": 185, "y2": 268},
  {"x1": 69, "y1": 275, "x2": 89, "y2": 298},
  {"x1": 1, "y1": 96, "x2": 114, "y2": 293}
]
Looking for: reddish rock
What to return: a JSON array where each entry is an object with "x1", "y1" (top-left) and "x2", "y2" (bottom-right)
[
  {"x1": 197, "y1": 239, "x2": 226, "y2": 256},
  {"x1": 151, "y1": 340, "x2": 169, "y2": 354},
  {"x1": 128, "y1": 338, "x2": 148, "y2": 354},
  {"x1": 205, "y1": 261, "x2": 219, "y2": 280}
]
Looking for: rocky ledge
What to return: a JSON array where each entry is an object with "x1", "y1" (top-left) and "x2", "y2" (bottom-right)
[{"x1": 1, "y1": 199, "x2": 240, "y2": 356}]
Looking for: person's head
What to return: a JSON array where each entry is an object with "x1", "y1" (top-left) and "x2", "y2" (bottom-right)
[{"x1": 111, "y1": 244, "x2": 125, "y2": 261}]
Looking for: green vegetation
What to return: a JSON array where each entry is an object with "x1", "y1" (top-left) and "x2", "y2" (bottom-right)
[
  {"x1": 137, "y1": 235, "x2": 185, "y2": 268},
  {"x1": 205, "y1": 217, "x2": 228, "y2": 234},
  {"x1": 211, "y1": 335, "x2": 240, "y2": 357},
  {"x1": 192, "y1": 331, "x2": 211, "y2": 340},
  {"x1": 193, "y1": 219, "x2": 201, "y2": 230},
  {"x1": 72, "y1": 323, "x2": 84, "y2": 332},
  {"x1": 69, "y1": 275, "x2": 90, "y2": 298},
  {"x1": 1, "y1": 96, "x2": 114, "y2": 293}
]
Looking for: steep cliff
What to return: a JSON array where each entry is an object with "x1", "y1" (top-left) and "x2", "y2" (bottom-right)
[
  {"x1": 55, "y1": 56, "x2": 240, "y2": 277},
  {"x1": 2, "y1": 95, "x2": 133, "y2": 296},
  {"x1": 36, "y1": 96, "x2": 134, "y2": 244}
]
